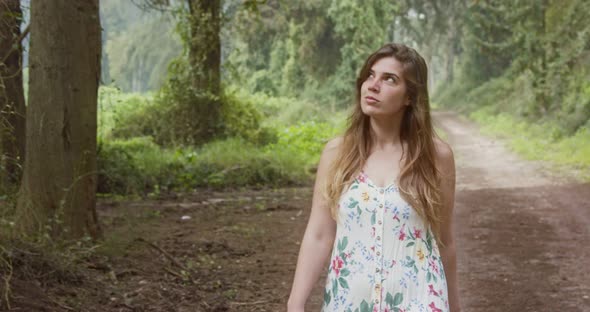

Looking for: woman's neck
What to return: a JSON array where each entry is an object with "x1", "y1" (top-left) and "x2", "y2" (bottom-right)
[{"x1": 369, "y1": 113, "x2": 404, "y2": 150}]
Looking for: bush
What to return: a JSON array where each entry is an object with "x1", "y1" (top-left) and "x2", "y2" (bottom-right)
[
  {"x1": 98, "y1": 86, "x2": 155, "y2": 139},
  {"x1": 266, "y1": 121, "x2": 339, "y2": 165},
  {"x1": 183, "y1": 138, "x2": 311, "y2": 188},
  {"x1": 97, "y1": 137, "x2": 185, "y2": 194},
  {"x1": 220, "y1": 90, "x2": 277, "y2": 145},
  {"x1": 95, "y1": 132, "x2": 345, "y2": 194},
  {"x1": 226, "y1": 87, "x2": 340, "y2": 126},
  {"x1": 101, "y1": 85, "x2": 273, "y2": 147},
  {"x1": 107, "y1": 95, "x2": 160, "y2": 141}
]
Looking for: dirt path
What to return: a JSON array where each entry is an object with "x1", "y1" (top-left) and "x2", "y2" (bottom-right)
[{"x1": 6, "y1": 112, "x2": 589, "y2": 312}]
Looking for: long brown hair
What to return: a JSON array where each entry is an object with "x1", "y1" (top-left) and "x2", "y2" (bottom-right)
[{"x1": 324, "y1": 43, "x2": 444, "y2": 245}]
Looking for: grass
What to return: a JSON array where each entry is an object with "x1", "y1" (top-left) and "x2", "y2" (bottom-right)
[
  {"x1": 97, "y1": 126, "x2": 340, "y2": 195},
  {"x1": 470, "y1": 108, "x2": 590, "y2": 181}
]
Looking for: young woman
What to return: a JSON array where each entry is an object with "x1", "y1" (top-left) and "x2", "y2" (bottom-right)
[{"x1": 287, "y1": 43, "x2": 460, "y2": 312}]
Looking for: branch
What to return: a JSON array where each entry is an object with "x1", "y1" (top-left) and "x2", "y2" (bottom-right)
[
  {"x1": 130, "y1": 0, "x2": 174, "y2": 13},
  {"x1": 134, "y1": 237, "x2": 190, "y2": 273},
  {"x1": 0, "y1": 24, "x2": 29, "y2": 66}
]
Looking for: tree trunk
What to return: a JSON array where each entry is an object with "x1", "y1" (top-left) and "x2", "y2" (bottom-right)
[
  {"x1": 15, "y1": 0, "x2": 101, "y2": 239},
  {"x1": 188, "y1": 0, "x2": 221, "y2": 96},
  {"x1": 0, "y1": 0, "x2": 26, "y2": 191},
  {"x1": 186, "y1": 0, "x2": 222, "y2": 142},
  {"x1": 445, "y1": 12, "x2": 457, "y2": 84}
]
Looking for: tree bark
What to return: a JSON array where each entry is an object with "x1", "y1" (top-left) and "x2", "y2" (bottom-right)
[
  {"x1": 188, "y1": 0, "x2": 221, "y2": 96},
  {"x1": 15, "y1": 0, "x2": 102, "y2": 239},
  {"x1": 0, "y1": 0, "x2": 26, "y2": 191},
  {"x1": 185, "y1": 0, "x2": 222, "y2": 142}
]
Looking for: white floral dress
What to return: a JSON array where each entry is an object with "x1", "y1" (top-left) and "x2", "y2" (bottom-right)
[{"x1": 322, "y1": 171, "x2": 449, "y2": 312}]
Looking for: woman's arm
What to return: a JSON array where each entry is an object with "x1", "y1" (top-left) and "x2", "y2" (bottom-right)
[
  {"x1": 287, "y1": 138, "x2": 340, "y2": 311},
  {"x1": 436, "y1": 140, "x2": 461, "y2": 312}
]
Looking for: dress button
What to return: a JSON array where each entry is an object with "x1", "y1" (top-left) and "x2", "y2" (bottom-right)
[
  {"x1": 376, "y1": 268, "x2": 380, "y2": 273},
  {"x1": 379, "y1": 204, "x2": 383, "y2": 208},
  {"x1": 378, "y1": 220, "x2": 382, "y2": 225},
  {"x1": 380, "y1": 189, "x2": 384, "y2": 194},
  {"x1": 376, "y1": 251, "x2": 381, "y2": 256},
  {"x1": 377, "y1": 236, "x2": 381, "y2": 240}
]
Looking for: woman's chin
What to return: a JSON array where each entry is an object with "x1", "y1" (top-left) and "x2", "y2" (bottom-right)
[
  {"x1": 360, "y1": 104, "x2": 379, "y2": 116},
  {"x1": 361, "y1": 106, "x2": 388, "y2": 118}
]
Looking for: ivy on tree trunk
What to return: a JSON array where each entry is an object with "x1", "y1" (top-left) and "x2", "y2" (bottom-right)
[{"x1": 0, "y1": 0, "x2": 26, "y2": 191}]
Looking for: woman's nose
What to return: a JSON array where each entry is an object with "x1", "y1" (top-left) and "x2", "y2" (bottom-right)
[{"x1": 368, "y1": 78, "x2": 380, "y2": 92}]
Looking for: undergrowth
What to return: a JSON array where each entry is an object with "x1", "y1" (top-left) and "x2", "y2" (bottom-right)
[
  {"x1": 470, "y1": 109, "x2": 590, "y2": 181},
  {"x1": 0, "y1": 233, "x2": 99, "y2": 310}
]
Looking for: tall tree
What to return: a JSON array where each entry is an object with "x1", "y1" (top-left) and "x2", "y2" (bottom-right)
[
  {"x1": 125, "y1": 1, "x2": 222, "y2": 94},
  {"x1": 441, "y1": 0, "x2": 466, "y2": 84},
  {"x1": 460, "y1": 0, "x2": 516, "y2": 84},
  {"x1": 327, "y1": 0, "x2": 399, "y2": 104},
  {"x1": 188, "y1": 0, "x2": 221, "y2": 96},
  {"x1": 0, "y1": 0, "x2": 26, "y2": 191},
  {"x1": 511, "y1": 0, "x2": 550, "y2": 116},
  {"x1": 15, "y1": 0, "x2": 101, "y2": 239},
  {"x1": 135, "y1": 0, "x2": 224, "y2": 143},
  {"x1": 394, "y1": 0, "x2": 467, "y2": 86},
  {"x1": 179, "y1": 0, "x2": 223, "y2": 142}
]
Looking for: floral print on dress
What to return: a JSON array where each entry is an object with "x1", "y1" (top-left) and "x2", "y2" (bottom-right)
[{"x1": 322, "y1": 172, "x2": 449, "y2": 312}]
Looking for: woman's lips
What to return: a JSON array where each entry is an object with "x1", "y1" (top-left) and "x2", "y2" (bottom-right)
[{"x1": 365, "y1": 96, "x2": 379, "y2": 104}]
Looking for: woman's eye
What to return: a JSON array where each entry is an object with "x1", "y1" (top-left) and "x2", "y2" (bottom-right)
[{"x1": 386, "y1": 77, "x2": 396, "y2": 83}]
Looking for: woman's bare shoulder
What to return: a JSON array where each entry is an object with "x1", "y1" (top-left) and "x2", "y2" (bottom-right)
[
  {"x1": 325, "y1": 136, "x2": 343, "y2": 150},
  {"x1": 317, "y1": 136, "x2": 343, "y2": 168},
  {"x1": 433, "y1": 137, "x2": 454, "y2": 168},
  {"x1": 323, "y1": 136, "x2": 344, "y2": 158}
]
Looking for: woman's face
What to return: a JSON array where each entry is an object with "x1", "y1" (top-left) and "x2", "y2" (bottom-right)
[{"x1": 360, "y1": 56, "x2": 409, "y2": 119}]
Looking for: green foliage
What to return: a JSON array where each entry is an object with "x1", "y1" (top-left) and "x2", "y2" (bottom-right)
[
  {"x1": 148, "y1": 52, "x2": 225, "y2": 145},
  {"x1": 460, "y1": 0, "x2": 517, "y2": 84},
  {"x1": 98, "y1": 86, "x2": 157, "y2": 140},
  {"x1": 321, "y1": 0, "x2": 398, "y2": 105},
  {"x1": 97, "y1": 136, "x2": 184, "y2": 194},
  {"x1": 436, "y1": 73, "x2": 532, "y2": 116},
  {"x1": 266, "y1": 121, "x2": 340, "y2": 165},
  {"x1": 557, "y1": 76, "x2": 590, "y2": 133},
  {"x1": 102, "y1": 72, "x2": 271, "y2": 146},
  {"x1": 228, "y1": 87, "x2": 341, "y2": 127},
  {"x1": 95, "y1": 83, "x2": 346, "y2": 192},
  {"x1": 224, "y1": 0, "x2": 344, "y2": 104},
  {"x1": 280, "y1": 22, "x2": 306, "y2": 96},
  {"x1": 184, "y1": 138, "x2": 309, "y2": 189},
  {"x1": 95, "y1": 92, "x2": 343, "y2": 193},
  {"x1": 223, "y1": 87, "x2": 282, "y2": 119},
  {"x1": 220, "y1": 90, "x2": 276, "y2": 145},
  {"x1": 96, "y1": 133, "x2": 334, "y2": 195}
]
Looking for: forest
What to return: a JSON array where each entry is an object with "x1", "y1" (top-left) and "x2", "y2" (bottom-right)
[{"x1": 0, "y1": 0, "x2": 589, "y2": 311}]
